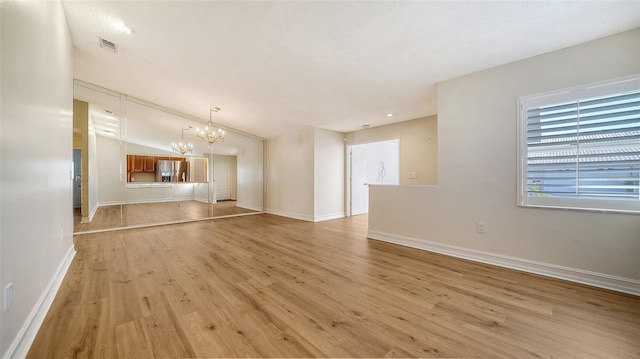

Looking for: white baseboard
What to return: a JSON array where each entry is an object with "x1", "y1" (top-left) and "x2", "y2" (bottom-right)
[
  {"x1": 265, "y1": 208, "x2": 314, "y2": 222},
  {"x1": 97, "y1": 197, "x2": 193, "y2": 207},
  {"x1": 367, "y1": 230, "x2": 640, "y2": 296},
  {"x1": 237, "y1": 203, "x2": 266, "y2": 212},
  {"x1": 314, "y1": 212, "x2": 345, "y2": 222},
  {"x1": 97, "y1": 201, "x2": 125, "y2": 206},
  {"x1": 193, "y1": 198, "x2": 215, "y2": 204},
  {"x1": 88, "y1": 204, "x2": 98, "y2": 222},
  {"x1": 3, "y1": 245, "x2": 76, "y2": 359}
]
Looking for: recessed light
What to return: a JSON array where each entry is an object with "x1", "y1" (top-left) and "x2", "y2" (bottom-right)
[
  {"x1": 362, "y1": 124, "x2": 371, "y2": 129},
  {"x1": 386, "y1": 113, "x2": 394, "y2": 117}
]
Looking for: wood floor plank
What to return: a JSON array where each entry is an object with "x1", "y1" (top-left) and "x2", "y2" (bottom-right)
[
  {"x1": 114, "y1": 320, "x2": 154, "y2": 359},
  {"x1": 138, "y1": 291, "x2": 197, "y2": 358},
  {"x1": 28, "y1": 214, "x2": 640, "y2": 358}
]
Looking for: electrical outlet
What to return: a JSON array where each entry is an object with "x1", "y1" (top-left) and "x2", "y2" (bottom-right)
[
  {"x1": 4, "y1": 283, "x2": 13, "y2": 310},
  {"x1": 409, "y1": 172, "x2": 417, "y2": 179},
  {"x1": 477, "y1": 222, "x2": 487, "y2": 234}
]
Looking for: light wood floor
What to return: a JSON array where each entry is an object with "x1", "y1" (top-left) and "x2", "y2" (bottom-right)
[
  {"x1": 74, "y1": 200, "x2": 257, "y2": 232},
  {"x1": 30, "y1": 214, "x2": 639, "y2": 358}
]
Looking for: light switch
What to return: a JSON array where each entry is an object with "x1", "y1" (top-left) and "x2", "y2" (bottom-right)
[{"x1": 4, "y1": 283, "x2": 13, "y2": 310}]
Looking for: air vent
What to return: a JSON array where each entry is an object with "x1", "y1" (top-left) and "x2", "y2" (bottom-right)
[{"x1": 99, "y1": 37, "x2": 118, "y2": 53}]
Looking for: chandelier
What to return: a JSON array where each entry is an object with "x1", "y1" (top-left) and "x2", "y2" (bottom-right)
[
  {"x1": 196, "y1": 107, "x2": 225, "y2": 144},
  {"x1": 171, "y1": 126, "x2": 194, "y2": 154}
]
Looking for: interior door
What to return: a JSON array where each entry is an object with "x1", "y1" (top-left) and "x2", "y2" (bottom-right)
[
  {"x1": 73, "y1": 149, "x2": 82, "y2": 208},
  {"x1": 213, "y1": 162, "x2": 231, "y2": 201},
  {"x1": 350, "y1": 145, "x2": 369, "y2": 215}
]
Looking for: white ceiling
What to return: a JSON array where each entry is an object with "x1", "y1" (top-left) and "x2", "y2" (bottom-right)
[{"x1": 62, "y1": 1, "x2": 640, "y2": 139}]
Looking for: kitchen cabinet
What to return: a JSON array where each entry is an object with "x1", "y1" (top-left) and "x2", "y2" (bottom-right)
[
  {"x1": 144, "y1": 156, "x2": 156, "y2": 172},
  {"x1": 126, "y1": 155, "x2": 135, "y2": 172},
  {"x1": 133, "y1": 156, "x2": 145, "y2": 172},
  {"x1": 127, "y1": 155, "x2": 158, "y2": 173}
]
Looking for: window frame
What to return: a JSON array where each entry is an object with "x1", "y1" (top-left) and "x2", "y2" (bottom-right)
[{"x1": 517, "y1": 75, "x2": 640, "y2": 214}]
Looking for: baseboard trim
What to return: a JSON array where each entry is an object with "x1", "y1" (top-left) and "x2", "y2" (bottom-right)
[
  {"x1": 3, "y1": 245, "x2": 76, "y2": 359},
  {"x1": 88, "y1": 204, "x2": 98, "y2": 222},
  {"x1": 314, "y1": 212, "x2": 345, "y2": 222},
  {"x1": 193, "y1": 198, "x2": 215, "y2": 204},
  {"x1": 265, "y1": 208, "x2": 314, "y2": 222},
  {"x1": 97, "y1": 197, "x2": 193, "y2": 207},
  {"x1": 367, "y1": 230, "x2": 640, "y2": 296},
  {"x1": 237, "y1": 203, "x2": 265, "y2": 212}
]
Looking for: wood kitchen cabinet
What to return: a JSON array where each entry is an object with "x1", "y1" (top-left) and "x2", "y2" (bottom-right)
[
  {"x1": 126, "y1": 155, "x2": 135, "y2": 172},
  {"x1": 127, "y1": 155, "x2": 158, "y2": 173},
  {"x1": 133, "y1": 156, "x2": 145, "y2": 172},
  {"x1": 143, "y1": 156, "x2": 156, "y2": 172}
]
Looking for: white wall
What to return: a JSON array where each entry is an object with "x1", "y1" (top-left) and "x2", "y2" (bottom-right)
[
  {"x1": 0, "y1": 1, "x2": 75, "y2": 357},
  {"x1": 266, "y1": 127, "x2": 345, "y2": 221},
  {"x1": 266, "y1": 127, "x2": 315, "y2": 220},
  {"x1": 126, "y1": 141, "x2": 175, "y2": 156},
  {"x1": 236, "y1": 136, "x2": 264, "y2": 211},
  {"x1": 88, "y1": 109, "x2": 99, "y2": 220},
  {"x1": 314, "y1": 128, "x2": 345, "y2": 221},
  {"x1": 368, "y1": 29, "x2": 640, "y2": 294}
]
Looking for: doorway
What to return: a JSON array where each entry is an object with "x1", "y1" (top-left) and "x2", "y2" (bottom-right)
[{"x1": 348, "y1": 139, "x2": 399, "y2": 216}]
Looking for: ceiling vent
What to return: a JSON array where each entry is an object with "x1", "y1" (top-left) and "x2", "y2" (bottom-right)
[{"x1": 99, "y1": 37, "x2": 118, "y2": 53}]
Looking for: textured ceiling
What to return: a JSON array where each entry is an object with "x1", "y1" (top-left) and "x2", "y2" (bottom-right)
[{"x1": 62, "y1": 1, "x2": 640, "y2": 139}]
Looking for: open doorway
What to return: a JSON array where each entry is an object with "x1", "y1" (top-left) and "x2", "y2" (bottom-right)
[{"x1": 348, "y1": 139, "x2": 399, "y2": 216}]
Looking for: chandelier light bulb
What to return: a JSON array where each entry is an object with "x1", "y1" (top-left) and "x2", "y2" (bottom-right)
[
  {"x1": 197, "y1": 107, "x2": 226, "y2": 144},
  {"x1": 171, "y1": 126, "x2": 194, "y2": 154}
]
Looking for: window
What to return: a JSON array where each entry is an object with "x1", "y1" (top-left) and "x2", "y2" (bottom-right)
[{"x1": 517, "y1": 76, "x2": 640, "y2": 214}]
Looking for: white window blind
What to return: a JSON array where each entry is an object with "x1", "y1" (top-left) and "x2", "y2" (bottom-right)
[{"x1": 518, "y1": 76, "x2": 640, "y2": 213}]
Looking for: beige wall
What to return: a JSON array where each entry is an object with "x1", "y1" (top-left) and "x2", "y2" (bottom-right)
[
  {"x1": 73, "y1": 100, "x2": 89, "y2": 218},
  {"x1": 345, "y1": 116, "x2": 437, "y2": 185},
  {"x1": 0, "y1": 1, "x2": 75, "y2": 356},
  {"x1": 96, "y1": 135, "x2": 122, "y2": 204},
  {"x1": 368, "y1": 29, "x2": 640, "y2": 294},
  {"x1": 73, "y1": 130, "x2": 82, "y2": 148}
]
